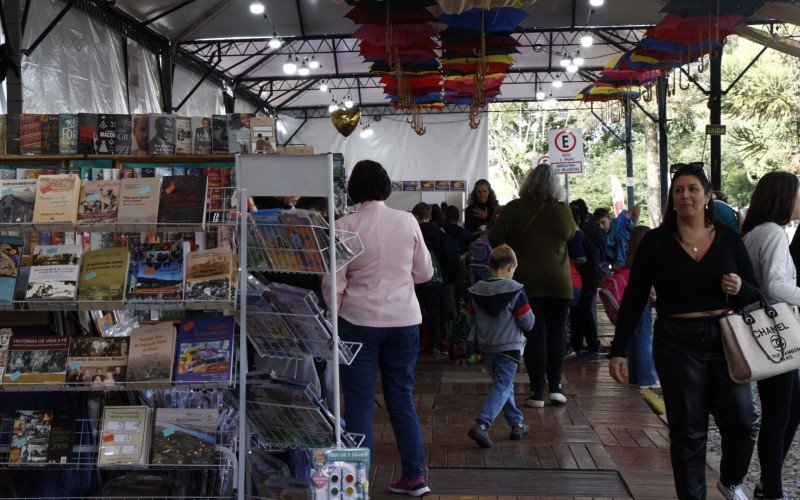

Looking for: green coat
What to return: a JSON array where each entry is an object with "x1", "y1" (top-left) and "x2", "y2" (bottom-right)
[{"x1": 488, "y1": 198, "x2": 576, "y2": 300}]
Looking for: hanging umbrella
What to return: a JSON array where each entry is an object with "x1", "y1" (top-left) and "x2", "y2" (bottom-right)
[
  {"x1": 353, "y1": 24, "x2": 437, "y2": 46},
  {"x1": 442, "y1": 46, "x2": 519, "y2": 59},
  {"x1": 660, "y1": 0, "x2": 765, "y2": 17},
  {"x1": 440, "y1": 54, "x2": 514, "y2": 65},
  {"x1": 438, "y1": 6, "x2": 528, "y2": 33},
  {"x1": 359, "y1": 39, "x2": 438, "y2": 55},
  {"x1": 440, "y1": 27, "x2": 507, "y2": 43},
  {"x1": 344, "y1": 6, "x2": 436, "y2": 25},
  {"x1": 436, "y1": 0, "x2": 531, "y2": 15},
  {"x1": 600, "y1": 67, "x2": 661, "y2": 84},
  {"x1": 345, "y1": 0, "x2": 438, "y2": 13},
  {"x1": 443, "y1": 35, "x2": 519, "y2": 53},
  {"x1": 646, "y1": 13, "x2": 743, "y2": 43},
  {"x1": 441, "y1": 61, "x2": 511, "y2": 74},
  {"x1": 380, "y1": 74, "x2": 442, "y2": 88}
]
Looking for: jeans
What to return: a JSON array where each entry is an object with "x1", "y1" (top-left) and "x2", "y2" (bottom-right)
[
  {"x1": 477, "y1": 352, "x2": 524, "y2": 428},
  {"x1": 627, "y1": 306, "x2": 657, "y2": 386},
  {"x1": 654, "y1": 316, "x2": 758, "y2": 500},
  {"x1": 756, "y1": 369, "x2": 800, "y2": 498},
  {"x1": 525, "y1": 297, "x2": 570, "y2": 398},
  {"x1": 570, "y1": 290, "x2": 600, "y2": 354},
  {"x1": 338, "y1": 318, "x2": 425, "y2": 480}
]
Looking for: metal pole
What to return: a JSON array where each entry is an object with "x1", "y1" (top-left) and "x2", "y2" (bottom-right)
[
  {"x1": 657, "y1": 75, "x2": 669, "y2": 208},
  {"x1": 710, "y1": 49, "x2": 723, "y2": 191},
  {"x1": 564, "y1": 174, "x2": 569, "y2": 203},
  {"x1": 4, "y1": 0, "x2": 22, "y2": 114},
  {"x1": 624, "y1": 98, "x2": 634, "y2": 211},
  {"x1": 237, "y1": 188, "x2": 248, "y2": 500},
  {"x1": 327, "y1": 153, "x2": 341, "y2": 447}
]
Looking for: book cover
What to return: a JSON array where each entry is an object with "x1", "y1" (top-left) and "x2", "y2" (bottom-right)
[
  {"x1": 95, "y1": 114, "x2": 116, "y2": 154},
  {"x1": 46, "y1": 411, "x2": 75, "y2": 465},
  {"x1": 227, "y1": 113, "x2": 252, "y2": 154},
  {"x1": 6, "y1": 114, "x2": 20, "y2": 155},
  {"x1": 77, "y1": 113, "x2": 98, "y2": 154},
  {"x1": 132, "y1": 242, "x2": 184, "y2": 302},
  {"x1": 0, "y1": 178, "x2": 37, "y2": 223},
  {"x1": 41, "y1": 115, "x2": 60, "y2": 155},
  {"x1": 277, "y1": 212, "x2": 325, "y2": 272},
  {"x1": 19, "y1": 114, "x2": 42, "y2": 155},
  {"x1": 250, "y1": 117, "x2": 276, "y2": 154},
  {"x1": 192, "y1": 116, "x2": 212, "y2": 154},
  {"x1": 117, "y1": 177, "x2": 160, "y2": 224},
  {"x1": 77, "y1": 179, "x2": 120, "y2": 224},
  {"x1": 98, "y1": 405, "x2": 151, "y2": 467},
  {"x1": 211, "y1": 115, "x2": 228, "y2": 154},
  {"x1": 148, "y1": 114, "x2": 175, "y2": 155},
  {"x1": 174, "y1": 116, "x2": 192, "y2": 154},
  {"x1": 76, "y1": 247, "x2": 130, "y2": 302},
  {"x1": 0, "y1": 328, "x2": 12, "y2": 381},
  {"x1": 151, "y1": 408, "x2": 218, "y2": 464},
  {"x1": 59, "y1": 114, "x2": 78, "y2": 154},
  {"x1": 3, "y1": 336, "x2": 69, "y2": 384},
  {"x1": 26, "y1": 244, "x2": 82, "y2": 300},
  {"x1": 66, "y1": 336, "x2": 129, "y2": 387},
  {"x1": 126, "y1": 322, "x2": 176, "y2": 383},
  {"x1": 204, "y1": 167, "x2": 231, "y2": 223},
  {"x1": 174, "y1": 316, "x2": 234, "y2": 382},
  {"x1": 8, "y1": 410, "x2": 53, "y2": 466},
  {"x1": 131, "y1": 114, "x2": 149, "y2": 155},
  {"x1": 0, "y1": 235, "x2": 24, "y2": 301},
  {"x1": 184, "y1": 247, "x2": 231, "y2": 302},
  {"x1": 157, "y1": 175, "x2": 207, "y2": 225},
  {"x1": 115, "y1": 114, "x2": 132, "y2": 154},
  {"x1": 0, "y1": 114, "x2": 6, "y2": 154},
  {"x1": 32, "y1": 174, "x2": 81, "y2": 224}
]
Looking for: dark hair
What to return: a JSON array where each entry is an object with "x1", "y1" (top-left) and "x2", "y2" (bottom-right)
[
  {"x1": 445, "y1": 205, "x2": 460, "y2": 223},
  {"x1": 741, "y1": 171, "x2": 799, "y2": 235},
  {"x1": 570, "y1": 199, "x2": 589, "y2": 222},
  {"x1": 624, "y1": 226, "x2": 651, "y2": 268},
  {"x1": 489, "y1": 244, "x2": 517, "y2": 270},
  {"x1": 411, "y1": 202, "x2": 431, "y2": 220},
  {"x1": 713, "y1": 190, "x2": 729, "y2": 203},
  {"x1": 431, "y1": 204, "x2": 444, "y2": 228},
  {"x1": 662, "y1": 165, "x2": 716, "y2": 234},
  {"x1": 467, "y1": 179, "x2": 498, "y2": 208},
  {"x1": 347, "y1": 160, "x2": 391, "y2": 203},
  {"x1": 295, "y1": 196, "x2": 328, "y2": 213},
  {"x1": 593, "y1": 207, "x2": 611, "y2": 221},
  {"x1": 570, "y1": 205, "x2": 581, "y2": 225}
]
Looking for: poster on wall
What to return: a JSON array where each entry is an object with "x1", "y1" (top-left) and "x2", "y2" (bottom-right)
[
  {"x1": 420, "y1": 181, "x2": 435, "y2": 191},
  {"x1": 402, "y1": 181, "x2": 419, "y2": 191}
]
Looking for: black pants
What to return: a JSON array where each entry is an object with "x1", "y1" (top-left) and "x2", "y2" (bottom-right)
[
  {"x1": 654, "y1": 316, "x2": 758, "y2": 500},
  {"x1": 757, "y1": 369, "x2": 800, "y2": 498},
  {"x1": 525, "y1": 297, "x2": 570, "y2": 398},
  {"x1": 570, "y1": 290, "x2": 600, "y2": 354},
  {"x1": 418, "y1": 285, "x2": 455, "y2": 349}
]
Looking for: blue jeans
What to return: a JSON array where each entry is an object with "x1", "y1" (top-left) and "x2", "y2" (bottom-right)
[
  {"x1": 338, "y1": 318, "x2": 425, "y2": 480},
  {"x1": 477, "y1": 352, "x2": 523, "y2": 428},
  {"x1": 627, "y1": 306, "x2": 657, "y2": 386}
]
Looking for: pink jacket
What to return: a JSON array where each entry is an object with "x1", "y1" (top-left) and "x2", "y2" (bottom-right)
[{"x1": 322, "y1": 201, "x2": 433, "y2": 327}]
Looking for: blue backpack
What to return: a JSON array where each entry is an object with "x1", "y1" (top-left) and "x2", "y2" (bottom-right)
[{"x1": 467, "y1": 234, "x2": 492, "y2": 284}]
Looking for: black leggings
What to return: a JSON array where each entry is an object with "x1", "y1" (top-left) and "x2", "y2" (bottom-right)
[
  {"x1": 524, "y1": 297, "x2": 570, "y2": 398},
  {"x1": 654, "y1": 316, "x2": 759, "y2": 500},
  {"x1": 757, "y1": 369, "x2": 800, "y2": 498}
]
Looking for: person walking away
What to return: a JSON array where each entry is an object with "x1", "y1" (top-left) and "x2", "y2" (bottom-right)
[
  {"x1": 466, "y1": 245, "x2": 534, "y2": 448},
  {"x1": 608, "y1": 163, "x2": 759, "y2": 500},
  {"x1": 568, "y1": 206, "x2": 602, "y2": 362},
  {"x1": 489, "y1": 163, "x2": 575, "y2": 408},
  {"x1": 741, "y1": 171, "x2": 800, "y2": 500},
  {"x1": 323, "y1": 160, "x2": 433, "y2": 496}
]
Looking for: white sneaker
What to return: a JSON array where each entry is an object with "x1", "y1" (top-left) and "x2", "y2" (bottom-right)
[
  {"x1": 524, "y1": 397, "x2": 544, "y2": 408},
  {"x1": 549, "y1": 392, "x2": 567, "y2": 405},
  {"x1": 717, "y1": 480, "x2": 748, "y2": 500}
]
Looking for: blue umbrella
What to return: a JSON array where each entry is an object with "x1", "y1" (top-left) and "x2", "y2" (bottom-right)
[{"x1": 438, "y1": 7, "x2": 528, "y2": 33}]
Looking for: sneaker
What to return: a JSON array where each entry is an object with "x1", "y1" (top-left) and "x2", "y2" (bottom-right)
[
  {"x1": 754, "y1": 482, "x2": 764, "y2": 500},
  {"x1": 389, "y1": 476, "x2": 431, "y2": 497},
  {"x1": 639, "y1": 381, "x2": 661, "y2": 389},
  {"x1": 549, "y1": 392, "x2": 567, "y2": 405},
  {"x1": 717, "y1": 480, "x2": 747, "y2": 500},
  {"x1": 509, "y1": 423, "x2": 530, "y2": 440},
  {"x1": 467, "y1": 425, "x2": 493, "y2": 448},
  {"x1": 524, "y1": 397, "x2": 545, "y2": 408},
  {"x1": 577, "y1": 351, "x2": 601, "y2": 363},
  {"x1": 597, "y1": 345, "x2": 609, "y2": 355}
]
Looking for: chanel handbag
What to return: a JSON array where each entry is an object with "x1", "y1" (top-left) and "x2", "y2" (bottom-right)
[{"x1": 719, "y1": 284, "x2": 800, "y2": 383}]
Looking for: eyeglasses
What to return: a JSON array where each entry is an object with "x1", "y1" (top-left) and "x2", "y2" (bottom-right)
[{"x1": 670, "y1": 162, "x2": 705, "y2": 174}]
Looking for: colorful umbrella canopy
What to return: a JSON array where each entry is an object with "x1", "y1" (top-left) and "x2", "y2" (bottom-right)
[
  {"x1": 436, "y1": 0, "x2": 531, "y2": 14},
  {"x1": 660, "y1": 0, "x2": 765, "y2": 17},
  {"x1": 344, "y1": 0, "x2": 437, "y2": 13},
  {"x1": 646, "y1": 13, "x2": 743, "y2": 43},
  {"x1": 438, "y1": 6, "x2": 528, "y2": 33},
  {"x1": 344, "y1": 6, "x2": 436, "y2": 25}
]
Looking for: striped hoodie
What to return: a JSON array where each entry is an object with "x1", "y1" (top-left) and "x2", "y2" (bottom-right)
[{"x1": 466, "y1": 277, "x2": 534, "y2": 354}]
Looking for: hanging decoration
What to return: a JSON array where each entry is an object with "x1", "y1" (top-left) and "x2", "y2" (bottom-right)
[
  {"x1": 330, "y1": 106, "x2": 362, "y2": 137},
  {"x1": 435, "y1": 0, "x2": 537, "y2": 15}
]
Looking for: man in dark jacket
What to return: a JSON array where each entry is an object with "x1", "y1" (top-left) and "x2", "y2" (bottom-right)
[{"x1": 568, "y1": 206, "x2": 602, "y2": 362}]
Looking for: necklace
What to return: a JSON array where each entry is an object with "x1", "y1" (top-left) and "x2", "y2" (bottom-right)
[{"x1": 679, "y1": 227, "x2": 712, "y2": 253}]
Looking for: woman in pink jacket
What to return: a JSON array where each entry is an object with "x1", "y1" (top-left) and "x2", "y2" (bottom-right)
[{"x1": 323, "y1": 160, "x2": 433, "y2": 497}]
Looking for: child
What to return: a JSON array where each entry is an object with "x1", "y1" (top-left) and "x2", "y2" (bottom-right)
[{"x1": 466, "y1": 244, "x2": 535, "y2": 448}]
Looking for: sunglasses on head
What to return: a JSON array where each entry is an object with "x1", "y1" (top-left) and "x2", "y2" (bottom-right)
[{"x1": 670, "y1": 162, "x2": 705, "y2": 174}]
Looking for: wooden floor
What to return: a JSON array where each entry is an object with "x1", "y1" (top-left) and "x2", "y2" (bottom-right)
[{"x1": 367, "y1": 315, "x2": 728, "y2": 499}]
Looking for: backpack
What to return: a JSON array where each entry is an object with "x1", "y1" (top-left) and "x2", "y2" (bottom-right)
[
  {"x1": 423, "y1": 253, "x2": 444, "y2": 286},
  {"x1": 467, "y1": 234, "x2": 492, "y2": 284},
  {"x1": 448, "y1": 308, "x2": 474, "y2": 361},
  {"x1": 598, "y1": 268, "x2": 630, "y2": 326}
]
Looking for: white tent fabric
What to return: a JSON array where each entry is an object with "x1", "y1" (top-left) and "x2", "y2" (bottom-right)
[
  {"x1": 172, "y1": 65, "x2": 225, "y2": 116},
  {"x1": 279, "y1": 112, "x2": 489, "y2": 186},
  {"x1": 126, "y1": 40, "x2": 162, "y2": 114}
]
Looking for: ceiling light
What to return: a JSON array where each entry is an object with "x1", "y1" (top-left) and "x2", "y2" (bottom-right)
[
  {"x1": 344, "y1": 97, "x2": 354, "y2": 108},
  {"x1": 566, "y1": 63, "x2": 578, "y2": 73},
  {"x1": 249, "y1": 1, "x2": 265, "y2": 14},
  {"x1": 268, "y1": 33, "x2": 283, "y2": 49},
  {"x1": 297, "y1": 61, "x2": 310, "y2": 76},
  {"x1": 309, "y1": 56, "x2": 320, "y2": 69},
  {"x1": 552, "y1": 78, "x2": 563, "y2": 88},
  {"x1": 319, "y1": 82, "x2": 328, "y2": 92},
  {"x1": 589, "y1": 0, "x2": 604, "y2": 6},
  {"x1": 328, "y1": 102, "x2": 339, "y2": 113},
  {"x1": 359, "y1": 126, "x2": 373, "y2": 139},
  {"x1": 283, "y1": 55, "x2": 297, "y2": 75},
  {"x1": 536, "y1": 90, "x2": 546, "y2": 100},
  {"x1": 573, "y1": 51, "x2": 585, "y2": 66},
  {"x1": 560, "y1": 53, "x2": 572, "y2": 67},
  {"x1": 580, "y1": 33, "x2": 594, "y2": 47}
]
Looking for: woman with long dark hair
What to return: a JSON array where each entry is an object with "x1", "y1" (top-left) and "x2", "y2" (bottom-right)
[
  {"x1": 608, "y1": 164, "x2": 759, "y2": 499},
  {"x1": 741, "y1": 171, "x2": 800, "y2": 500},
  {"x1": 465, "y1": 179, "x2": 499, "y2": 232}
]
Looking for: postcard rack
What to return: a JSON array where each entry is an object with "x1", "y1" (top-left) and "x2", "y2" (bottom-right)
[{"x1": 0, "y1": 299, "x2": 237, "y2": 312}]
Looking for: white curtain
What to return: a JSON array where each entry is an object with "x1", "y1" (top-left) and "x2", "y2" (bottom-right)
[
  {"x1": 172, "y1": 65, "x2": 225, "y2": 116},
  {"x1": 127, "y1": 40, "x2": 161, "y2": 114}
]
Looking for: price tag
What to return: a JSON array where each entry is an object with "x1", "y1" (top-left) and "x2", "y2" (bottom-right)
[
  {"x1": 14, "y1": 437, "x2": 28, "y2": 447},
  {"x1": 182, "y1": 320, "x2": 195, "y2": 331},
  {"x1": 46, "y1": 247, "x2": 57, "y2": 254},
  {"x1": 8, "y1": 371, "x2": 21, "y2": 381},
  {"x1": 162, "y1": 428, "x2": 175, "y2": 437},
  {"x1": 87, "y1": 194, "x2": 101, "y2": 202},
  {"x1": 139, "y1": 185, "x2": 151, "y2": 196},
  {"x1": 84, "y1": 272, "x2": 97, "y2": 281},
  {"x1": 1, "y1": 188, "x2": 11, "y2": 196},
  {"x1": 70, "y1": 361, "x2": 82, "y2": 369}
]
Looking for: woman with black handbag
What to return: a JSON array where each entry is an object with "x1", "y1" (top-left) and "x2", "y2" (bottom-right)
[
  {"x1": 741, "y1": 171, "x2": 800, "y2": 500},
  {"x1": 608, "y1": 164, "x2": 760, "y2": 500}
]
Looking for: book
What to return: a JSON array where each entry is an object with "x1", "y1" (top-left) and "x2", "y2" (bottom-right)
[
  {"x1": 8, "y1": 410, "x2": 53, "y2": 466},
  {"x1": 174, "y1": 316, "x2": 234, "y2": 383},
  {"x1": 277, "y1": 212, "x2": 325, "y2": 272},
  {"x1": 117, "y1": 177, "x2": 160, "y2": 224},
  {"x1": 96, "y1": 114, "x2": 116, "y2": 154},
  {"x1": 0, "y1": 114, "x2": 6, "y2": 154},
  {"x1": 76, "y1": 247, "x2": 130, "y2": 302},
  {"x1": 77, "y1": 113, "x2": 98, "y2": 154},
  {"x1": 157, "y1": 175, "x2": 207, "y2": 225},
  {"x1": 250, "y1": 117, "x2": 276, "y2": 154},
  {"x1": 131, "y1": 242, "x2": 184, "y2": 301},
  {"x1": 204, "y1": 167, "x2": 231, "y2": 223},
  {"x1": 131, "y1": 114, "x2": 149, "y2": 155},
  {"x1": 32, "y1": 174, "x2": 81, "y2": 225},
  {"x1": 66, "y1": 336, "x2": 129, "y2": 387},
  {"x1": 6, "y1": 114, "x2": 20, "y2": 155},
  {"x1": 0, "y1": 236, "x2": 24, "y2": 301},
  {"x1": 148, "y1": 114, "x2": 175, "y2": 155},
  {"x1": 191, "y1": 116, "x2": 212, "y2": 154},
  {"x1": 0, "y1": 178, "x2": 37, "y2": 223},
  {"x1": 0, "y1": 328, "x2": 12, "y2": 381},
  {"x1": 211, "y1": 115, "x2": 228, "y2": 154},
  {"x1": 3, "y1": 336, "x2": 69, "y2": 384},
  {"x1": 126, "y1": 322, "x2": 176, "y2": 383},
  {"x1": 26, "y1": 244, "x2": 82, "y2": 300},
  {"x1": 227, "y1": 113, "x2": 252, "y2": 154},
  {"x1": 98, "y1": 405, "x2": 152, "y2": 467},
  {"x1": 151, "y1": 408, "x2": 218, "y2": 464},
  {"x1": 46, "y1": 411, "x2": 75, "y2": 465},
  {"x1": 174, "y1": 116, "x2": 192, "y2": 154},
  {"x1": 19, "y1": 114, "x2": 42, "y2": 155},
  {"x1": 115, "y1": 114, "x2": 132, "y2": 154},
  {"x1": 184, "y1": 247, "x2": 231, "y2": 302},
  {"x1": 59, "y1": 114, "x2": 78, "y2": 154},
  {"x1": 42, "y1": 115, "x2": 60, "y2": 155},
  {"x1": 77, "y1": 179, "x2": 120, "y2": 224}
]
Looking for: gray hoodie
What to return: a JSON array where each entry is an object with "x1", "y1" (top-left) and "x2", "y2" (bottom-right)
[{"x1": 466, "y1": 277, "x2": 535, "y2": 353}]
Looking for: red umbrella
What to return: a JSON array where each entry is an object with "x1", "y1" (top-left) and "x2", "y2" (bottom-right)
[
  {"x1": 646, "y1": 13, "x2": 743, "y2": 43},
  {"x1": 441, "y1": 61, "x2": 511, "y2": 74},
  {"x1": 354, "y1": 24, "x2": 437, "y2": 46},
  {"x1": 345, "y1": 7, "x2": 436, "y2": 25},
  {"x1": 359, "y1": 39, "x2": 438, "y2": 55},
  {"x1": 380, "y1": 74, "x2": 442, "y2": 88}
]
